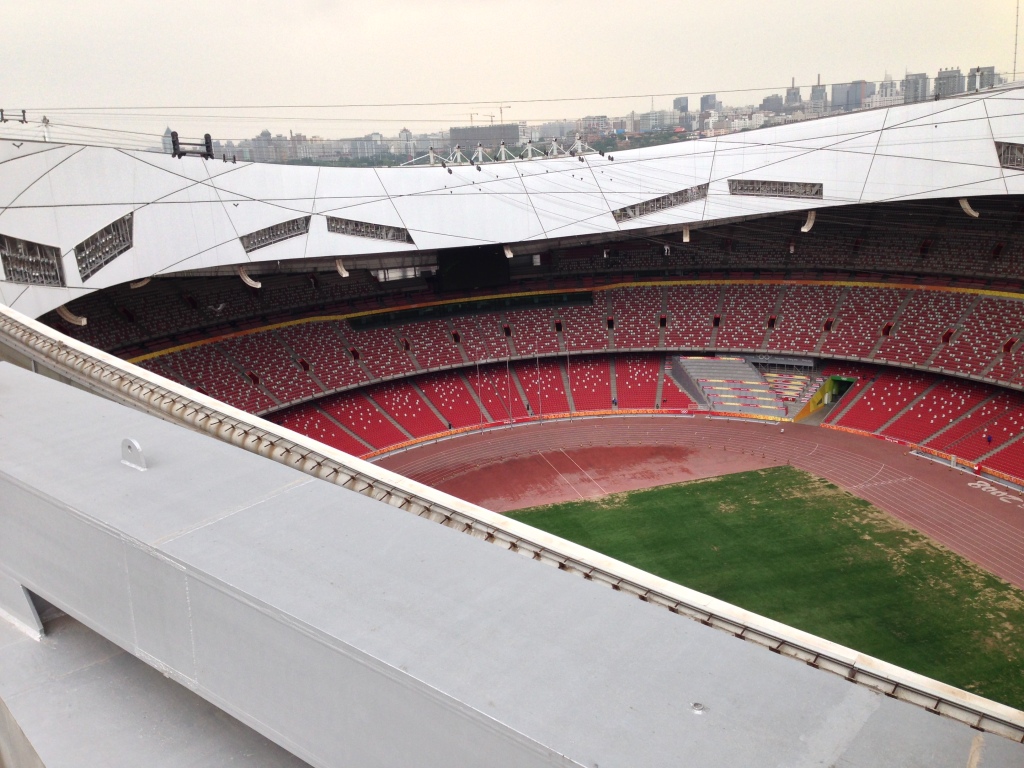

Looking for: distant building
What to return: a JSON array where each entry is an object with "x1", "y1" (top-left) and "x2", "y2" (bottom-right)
[
  {"x1": 161, "y1": 128, "x2": 173, "y2": 154},
  {"x1": 700, "y1": 94, "x2": 718, "y2": 112},
  {"x1": 760, "y1": 94, "x2": 784, "y2": 112},
  {"x1": 577, "y1": 115, "x2": 611, "y2": 133},
  {"x1": 449, "y1": 123, "x2": 520, "y2": 148},
  {"x1": 808, "y1": 84, "x2": 828, "y2": 115},
  {"x1": 902, "y1": 73, "x2": 930, "y2": 103},
  {"x1": 785, "y1": 79, "x2": 801, "y2": 107},
  {"x1": 863, "y1": 75, "x2": 903, "y2": 109},
  {"x1": 673, "y1": 96, "x2": 689, "y2": 113},
  {"x1": 934, "y1": 68, "x2": 965, "y2": 98},
  {"x1": 967, "y1": 66, "x2": 997, "y2": 91},
  {"x1": 831, "y1": 80, "x2": 876, "y2": 112}
]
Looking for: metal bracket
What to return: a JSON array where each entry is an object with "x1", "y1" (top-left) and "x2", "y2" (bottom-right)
[{"x1": 121, "y1": 438, "x2": 148, "y2": 471}]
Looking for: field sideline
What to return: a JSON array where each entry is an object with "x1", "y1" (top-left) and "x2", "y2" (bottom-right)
[{"x1": 508, "y1": 465, "x2": 1024, "y2": 709}]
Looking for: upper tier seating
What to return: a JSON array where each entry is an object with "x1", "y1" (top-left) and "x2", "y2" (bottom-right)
[
  {"x1": 874, "y1": 291, "x2": 975, "y2": 366},
  {"x1": 767, "y1": 285, "x2": 843, "y2": 353},
  {"x1": 664, "y1": 285, "x2": 720, "y2": 348},
  {"x1": 560, "y1": 302, "x2": 609, "y2": 352},
  {"x1": 156, "y1": 344, "x2": 277, "y2": 413},
  {"x1": 278, "y1": 321, "x2": 368, "y2": 391},
  {"x1": 219, "y1": 332, "x2": 322, "y2": 405},
  {"x1": 715, "y1": 284, "x2": 781, "y2": 350},
  {"x1": 401, "y1": 319, "x2": 465, "y2": 370},
  {"x1": 507, "y1": 308, "x2": 560, "y2": 355},
  {"x1": 464, "y1": 363, "x2": 530, "y2": 422},
  {"x1": 609, "y1": 287, "x2": 662, "y2": 349},
  {"x1": 820, "y1": 287, "x2": 907, "y2": 358},
  {"x1": 342, "y1": 324, "x2": 417, "y2": 379}
]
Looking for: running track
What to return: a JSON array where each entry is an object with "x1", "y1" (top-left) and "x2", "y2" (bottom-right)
[{"x1": 376, "y1": 417, "x2": 1024, "y2": 590}]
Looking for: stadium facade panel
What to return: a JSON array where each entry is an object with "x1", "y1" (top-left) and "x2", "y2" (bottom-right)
[{"x1": 0, "y1": 87, "x2": 1022, "y2": 320}]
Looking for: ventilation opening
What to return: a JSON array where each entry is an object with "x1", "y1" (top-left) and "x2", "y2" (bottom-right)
[
  {"x1": 881, "y1": 321, "x2": 894, "y2": 337},
  {"x1": 184, "y1": 294, "x2": 198, "y2": 310},
  {"x1": 767, "y1": 315, "x2": 777, "y2": 330},
  {"x1": 607, "y1": 316, "x2": 614, "y2": 330},
  {"x1": 452, "y1": 330, "x2": 461, "y2": 344},
  {"x1": 118, "y1": 306, "x2": 135, "y2": 323},
  {"x1": 1005, "y1": 337, "x2": 1019, "y2": 354},
  {"x1": 712, "y1": 314, "x2": 721, "y2": 328},
  {"x1": 720, "y1": 238, "x2": 733, "y2": 253},
  {"x1": 308, "y1": 273, "x2": 320, "y2": 289},
  {"x1": 401, "y1": 337, "x2": 411, "y2": 351},
  {"x1": 919, "y1": 239, "x2": 931, "y2": 257},
  {"x1": 246, "y1": 370, "x2": 260, "y2": 386},
  {"x1": 659, "y1": 314, "x2": 667, "y2": 328},
  {"x1": 297, "y1": 358, "x2": 310, "y2": 372},
  {"x1": 555, "y1": 319, "x2": 563, "y2": 333},
  {"x1": 992, "y1": 242, "x2": 1005, "y2": 258},
  {"x1": 823, "y1": 317, "x2": 835, "y2": 333},
  {"x1": 503, "y1": 324, "x2": 512, "y2": 337},
  {"x1": 942, "y1": 328, "x2": 955, "y2": 344},
  {"x1": 852, "y1": 238, "x2": 862, "y2": 255},
  {"x1": 350, "y1": 347, "x2": 360, "y2": 361}
]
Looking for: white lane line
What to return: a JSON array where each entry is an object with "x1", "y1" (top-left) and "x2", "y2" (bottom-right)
[
  {"x1": 539, "y1": 451, "x2": 586, "y2": 500},
  {"x1": 559, "y1": 449, "x2": 609, "y2": 495}
]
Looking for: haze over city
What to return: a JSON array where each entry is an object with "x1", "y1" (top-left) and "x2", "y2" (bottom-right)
[{"x1": 1, "y1": 0, "x2": 1017, "y2": 145}]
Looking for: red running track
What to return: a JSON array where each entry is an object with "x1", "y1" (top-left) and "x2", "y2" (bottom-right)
[{"x1": 375, "y1": 417, "x2": 1024, "y2": 590}]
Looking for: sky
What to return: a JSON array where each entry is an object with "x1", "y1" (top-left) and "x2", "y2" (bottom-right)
[{"x1": 0, "y1": 0, "x2": 1018, "y2": 148}]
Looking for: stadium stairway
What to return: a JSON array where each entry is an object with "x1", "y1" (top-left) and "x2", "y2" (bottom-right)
[{"x1": 675, "y1": 356, "x2": 786, "y2": 419}]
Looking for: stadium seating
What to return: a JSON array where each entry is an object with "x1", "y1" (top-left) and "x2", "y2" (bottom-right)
[
  {"x1": 566, "y1": 356, "x2": 613, "y2": 411},
  {"x1": 560, "y1": 302, "x2": 610, "y2": 352},
  {"x1": 614, "y1": 354, "x2": 662, "y2": 409},
  {"x1": 659, "y1": 364, "x2": 698, "y2": 410},
  {"x1": 342, "y1": 324, "x2": 418, "y2": 379},
  {"x1": 513, "y1": 359, "x2": 571, "y2": 416},
  {"x1": 278, "y1": 321, "x2": 368, "y2": 391},
  {"x1": 416, "y1": 372, "x2": 486, "y2": 428},
  {"x1": 219, "y1": 332, "x2": 322, "y2": 404},
  {"x1": 820, "y1": 287, "x2": 907, "y2": 359},
  {"x1": 874, "y1": 291, "x2": 975, "y2": 366},
  {"x1": 609, "y1": 287, "x2": 662, "y2": 349},
  {"x1": 925, "y1": 391, "x2": 1021, "y2": 457},
  {"x1": 507, "y1": 308, "x2": 560, "y2": 355},
  {"x1": 401, "y1": 319, "x2": 465, "y2": 369},
  {"x1": 464, "y1": 363, "x2": 530, "y2": 422},
  {"x1": 365, "y1": 381, "x2": 446, "y2": 438},
  {"x1": 318, "y1": 390, "x2": 409, "y2": 449},
  {"x1": 830, "y1": 370, "x2": 933, "y2": 433},
  {"x1": 880, "y1": 379, "x2": 991, "y2": 444},
  {"x1": 767, "y1": 285, "x2": 843, "y2": 353},
  {"x1": 664, "y1": 285, "x2": 720, "y2": 348},
  {"x1": 156, "y1": 344, "x2": 277, "y2": 413},
  {"x1": 715, "y1": 283, "x2": 781, "y2": 350},
  {"x1": 271, "y1": 403, "x2": 369, "y2": 456}
]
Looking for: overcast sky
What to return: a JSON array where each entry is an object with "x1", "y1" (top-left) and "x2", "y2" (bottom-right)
[{"x1": 1, "y1": 0, "x2": 1018, "y2": 145}]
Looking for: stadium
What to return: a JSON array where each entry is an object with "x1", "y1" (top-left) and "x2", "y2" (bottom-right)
[{"x1": 2, "y1": 83, "x2": 1024, "y2": 765}]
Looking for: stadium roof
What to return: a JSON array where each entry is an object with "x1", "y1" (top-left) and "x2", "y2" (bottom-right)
[
  {"x1": 1, "y1": 85, "x2": 1023, "y2": 319},
  {"x1": 1, "y1": 362, "x2": 1023, "y2": 766}
]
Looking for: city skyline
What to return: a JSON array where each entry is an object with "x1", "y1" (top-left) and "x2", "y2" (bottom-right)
[{"x1": 0, "y1": 0, "x2": 1016, "y2": 144}]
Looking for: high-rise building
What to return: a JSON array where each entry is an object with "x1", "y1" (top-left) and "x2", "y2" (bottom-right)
[
  {"x1": 808, "y1": 80, "x2": 828, "y2": 114},
  {"x1": 831, "y1": 80, "x2": 876, "y2": 112},
  {"x1": 785, "y1": 78, "x2": 801, "y2": 107},
  {"x1": 161, "y1": 127, "x2": 173, "y2": 154},
  {"x1": 902, "y1": 73, "x2": 930, "y2": 103},
  {"x1": 967, "y1": 66, "x2": 997, "y2": 91},
  {"x1": 700, "y1": 94, "x2": 718, "y2": 112},
  {"x1": 673, "y1": 96, "x2": 689, "y2": 113},
  {"x1": 934, "y1": 68, "x2": 965, "y2": 98},
  {"x1": 761, "y1": 94, "x2": 784, "y2": 112}
]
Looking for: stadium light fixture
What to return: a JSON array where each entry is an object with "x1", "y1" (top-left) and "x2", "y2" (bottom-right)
[
  {"x1": 236, "y1": 265, "x2": 262, "y2": 289},
  {"x1": 503, "y1": 245, "x2": 514, "y2": 259},
  {"x1": 800, "y1": 210, "x2": 817, "y2": 233},
  {"x1": 336, "y1": 258, "x2": 349, "y2": 278},
  {"x1": 129, "y1": 277, "x2": 151, "y2": 289},
  {"x1": 56, "y1": 304, "x2": 87, "y2": 327}
]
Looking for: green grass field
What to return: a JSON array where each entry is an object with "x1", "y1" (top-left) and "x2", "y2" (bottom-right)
[{"x1": 508, "y1": 465, "x2": 1024, "y2": 709}]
